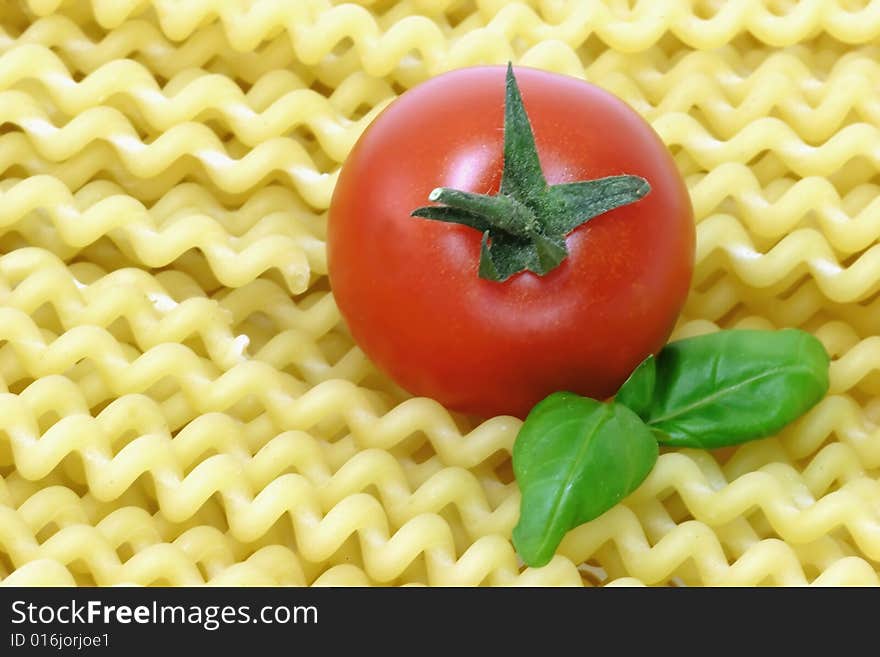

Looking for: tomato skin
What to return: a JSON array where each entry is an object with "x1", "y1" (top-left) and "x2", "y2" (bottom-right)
[{"x1": 328, "y1": 65, "x2": 694, "y2": 419}]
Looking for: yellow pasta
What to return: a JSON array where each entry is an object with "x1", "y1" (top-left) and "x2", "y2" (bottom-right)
[{"x1": 1, "y1": 0, "x2": 880, "y2": 586}]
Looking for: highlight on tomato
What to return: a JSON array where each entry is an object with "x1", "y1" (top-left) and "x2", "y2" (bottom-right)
[{"x1": 328, "y1": 63, "x2": 695, "y2": 419}]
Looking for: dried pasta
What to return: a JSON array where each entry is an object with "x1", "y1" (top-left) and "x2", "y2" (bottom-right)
[{"x1": 1, "y1": 0, "x2": 879, "y2": 586}]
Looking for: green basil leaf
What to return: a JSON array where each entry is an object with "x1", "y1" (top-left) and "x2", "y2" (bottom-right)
[
  {"x1": 512, "y1": 392, "x2": 658, "y2": 567},
  {"x1": 616, "y1": 353, "x2": 656, "y2": 417},
  {"x1": 618, "y1": 329, "x2": 830, "y2": 448}
]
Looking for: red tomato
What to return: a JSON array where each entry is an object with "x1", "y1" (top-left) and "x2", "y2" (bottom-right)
[{"x1": 327, "y1": 65, "x2": 694, "y2": 418}]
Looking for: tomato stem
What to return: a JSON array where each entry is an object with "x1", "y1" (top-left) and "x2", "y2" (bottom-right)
[
  {"x1": 411, "y1": 62, "x2": 651, "y2": 283},
  {"x1": 428, "y1": 187, "x2": 536, "y2": 238}
]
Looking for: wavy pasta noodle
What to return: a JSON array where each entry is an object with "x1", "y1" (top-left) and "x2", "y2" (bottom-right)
[{"x1": 0, "y1": 0, "x2": 879, "y2": 586}]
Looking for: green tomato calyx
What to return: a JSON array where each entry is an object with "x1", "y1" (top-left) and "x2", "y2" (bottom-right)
[{"x1": 411, "y1": 62, "x2": 650, "y2": 282}]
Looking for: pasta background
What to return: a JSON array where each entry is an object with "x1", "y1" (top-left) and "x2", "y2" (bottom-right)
[{"x1": 1, "y1": 0, "x2": 880, "y2": 586}]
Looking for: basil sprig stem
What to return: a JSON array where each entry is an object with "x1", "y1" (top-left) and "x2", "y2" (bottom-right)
[{"x1": 512, "y1": 328, "x2": 830, "y2": 568}]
